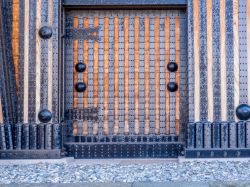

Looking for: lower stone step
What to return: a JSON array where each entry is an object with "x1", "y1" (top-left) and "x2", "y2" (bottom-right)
[
  {"x1": 0, "y1": 149, "x2": 61, "y2": 159},
  {"x1": 185, "y1": 148, "x2": 250, "y2": 158}
]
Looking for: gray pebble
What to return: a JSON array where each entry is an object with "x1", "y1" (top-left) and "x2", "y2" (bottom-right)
[{"x1": 0, "y1": 160, "x2": 250, "y2": 184}]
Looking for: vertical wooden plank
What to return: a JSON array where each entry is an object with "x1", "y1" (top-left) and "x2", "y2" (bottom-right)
[
  {"x1": 124, "y1": 16, "x2": 129, "y2": 135},
  {"x1": 212, "y1": 122, "x2": 220, "y2": 148},
  {"x1": 165, "y1": 16, "x2": 170, "y2": 135},
  {"x1": 154, "y1": 16, "x2": 160, "y2": 135},
  {"x1": 51, "y1": 0, "x2": 59, "y2": 122},
  {"x1": 233, "y1": 0, "x2": 239, "y2": 121},
  {"x1": 35, "y1": 0, "x2": 41, "y2": 123},
  {"x1": 83, "y1": 18, "x2": 89, "y2": 108},
  {"x1": 83, "y1": 18, "x2": 89, "y2": 136},
  {"x1": 47, "y1": 0, "x2": 53, "y2": 114},
  {"x1": 114, "y1": 16, "x2": 119, "y2": 135},
  {"x1": 220, "y1": 0, "x2": 227, "y2": 121},
  {"x1": 93, "y1": 17, "x2": 99, "y2": 108},
  {"x1": 144, "y1": 16, "x2": 150, "y2": 135},
  {"x1": 229, "y1": 122, "x2": 237, "y2": 148},
  {"x1": 134, "y1": 16, "x2": 139, "y2": 135},
  {"x1": 195, "y1": 122, "x2": 204, "y2": 148},
  {"x1": 93, "y1": 17, "x2": 99, "y2": 136},
  {"x1": 204, "y1": 122, "x2": 212, "y2": 148},
  {"x1": 103, "y1": 17, "x2": 109, "y2": 135},
  {"x1": 73, "y1": 17, "x2": 78, "y2": 109},
  {"x1": 175, "y1": 16, "x2": 180, "y2": 135},
  {"x1": 207, "y1": 0, "x2": 213, "y2": 121},
  {"x1": 12, "y1": 0, "x2": 19, "y2": 89},
  {"x1": 247, "y1": 0, "x2": 250, "y2": 106},
  {"x1": 193, "y1": 0, "x2": 200, "y2": 121},
  {"x1": 23, "y1": 0, "x2": 29, "y2": 123},
  {"x1": 221, "y1": 122, "x2": 229, "y2": 148}
]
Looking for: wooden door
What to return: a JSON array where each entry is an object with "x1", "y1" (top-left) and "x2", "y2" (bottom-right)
[{"x1": 63, "y1": 9, "x2": 188, "y2": 158}]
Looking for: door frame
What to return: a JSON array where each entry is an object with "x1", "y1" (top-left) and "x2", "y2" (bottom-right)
[{"x1": 59, "y1": 1, "x2": 188, "y2": 158}]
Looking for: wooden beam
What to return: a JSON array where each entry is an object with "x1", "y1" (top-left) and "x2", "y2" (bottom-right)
[
  {"x1": 83, "y1": 18, "x2": 89, "y2": 109},
  {"x1": 35, "y1": 0, "x2": 41, "y2": 123},
  {"x1": 47, "y1": 0, "x2": 53, "y2": 116},
  {"x1": 73, "y1": 17, "x2": 78, "y2": 109},
  {"x1": 103, "y1": 17, "x2": 109, "y2": 135},
  {"x1": 175, "y1": 16, "x2": 180, "y2": 135},
  {"x1": 144, "y1": 16, "x2": 150, "y2": 135},
  {"x1": 114, "y1": 16, "x2": 119, "y2": 135},
  {"x1": 165, "y1": 16, "x2": 170, "y2": 134},
  {"x1": 154, "y1": 16, "x2": 160, "y2": 135},
  {"x1": 134, "y1": 16, "x2": 139, "y2": 135},
  {"x1": 23, "y1": 0, "x2": 29, "y2": 123},
  {"x1": 93, "y1": 17, "x2": 99, "y2": 136},
  {"x1": 82, "y1": 18, "x2": 89, "y2": 136},
  {"x1": 193, "y1": 0, "x2": 200, "y2": 121},
  {"x1": 220, "y1": 0, "x2": 227, "y2": 121},
  {"x1": 12, "y1": 0, "x2": 19, "y2": 90},
  {"x1": 124, "y1": 16, "x2": 129, "y2": 135},
  {"x1": 233, "y1": 0, "x2": 239, "y2": 121},
  {"x1": 63, "y1": 0, "x2": 187, "y2": 6},
  {"x1": 207, "y1": 0, "x2": 213, "y2": 121}
]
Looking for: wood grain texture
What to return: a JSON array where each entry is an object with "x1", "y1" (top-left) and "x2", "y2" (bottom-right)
[
  {"x1": 23, "y1": 0, "x2": 29, "y2": 123},
  {"x1": 165, "y1": 16, "x2": 170, "y2": 134},
  {"x1": 175, "y1": 16, "x2": 180, "y2": 135},
  {"x1": 247, "y1": 0, "x2": 250, "y2": 106},
  {"x1": 93, "y1": 17, "x2": 99, "y2": 136},
  {"x1": 154, "y1": 16, "x2": 160, "y2": 135},
  {"x1": 83, "y1": 18, "x2": 89, "y2": 108},
  {"x1": 82, "y1": 18, "x2": 89, "y2": 136},
  {"x1": 207, "y1": 0, "x2": 213, "y2": 121},
  {"x1": 35, "y1": 0, "x2": 41, "y2": 123},
  {"x1": 144, "y1": 16, "x2": 150, "y2": 135},
  {"x1": 220, "y1": 0, "x2": 227, "y2": 121},
  {"x1": 72, "y1": 120, "x2": 78, "y2": 136},
  {"x1": 47, "y1": 0, "x2": 53, "y2": 114},
  {"x1": 93, "y1": 17, "x2": 99, "y2": 108},
  {"x1": 73, "y1": 17, "x2": 78, "y2": 108},
  {"x1": 134, "y1": 16, "x2": 139, "y2": 135},
  {"x1": 82, "y1": 120, "x2": 88, "y2": 136},
  {"x1": 124, "y1": 16, "x2": 129, "y2": 135},
  {"x1": 12, "y1": 0, "x2": 19, "y2": 90},
  {"x1": 103, "y1": 17, "x2": 109, "y2": 135},
  {"x1": 193, "y1": 0, "x2": 200, "y2": 122},
  {"x1": 114, "y1": 16, "x2": 119, "y2": 135},
  {"x1": 233, "y1": 0, "x2": 239, "y2": 121}
]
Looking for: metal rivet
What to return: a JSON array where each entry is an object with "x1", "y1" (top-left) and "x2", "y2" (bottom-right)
[
  {"x1": 75, "y1": 63, "x2": 86, "y2": 72},
  {"x1": 236, "y1": 104, "x2": 250, "y2": 120},
  {"x1": 167, "y1": 82, "x2": 178, "y2": 92},
  {"x1": 167, "y1": 62, "x2": 178, "y2": 72},
  {"x1": 38, "y1": 109, "x2": 52, "y2": 123},
  {"x1": 75, "y1": 82, "x2": 87, "y2": 92},
  {"x1": 39, "y1": 26, "x2": 52, "y2": 39}
]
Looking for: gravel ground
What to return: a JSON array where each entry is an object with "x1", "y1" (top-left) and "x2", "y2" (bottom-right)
[{"x1": 0, "y1": 159, "x2": 250, "y2": 184}]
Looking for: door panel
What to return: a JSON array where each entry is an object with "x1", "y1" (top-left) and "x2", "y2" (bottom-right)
[{"x1": 64, "y1": 10, "x2": 188, "y2": 142}]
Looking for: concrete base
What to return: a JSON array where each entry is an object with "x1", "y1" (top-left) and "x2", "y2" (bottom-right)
[{"x1": 0, "y1": 149, "x2": 61, "y2": 159}]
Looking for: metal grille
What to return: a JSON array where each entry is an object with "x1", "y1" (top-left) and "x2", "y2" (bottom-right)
[{"x1": 64, "y1": 10, "x2": 188, "y2": 147}]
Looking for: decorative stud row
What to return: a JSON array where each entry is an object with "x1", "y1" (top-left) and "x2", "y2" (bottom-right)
[{"x1": 167, "y1": 62, "x2": 178, "y2": 92}]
